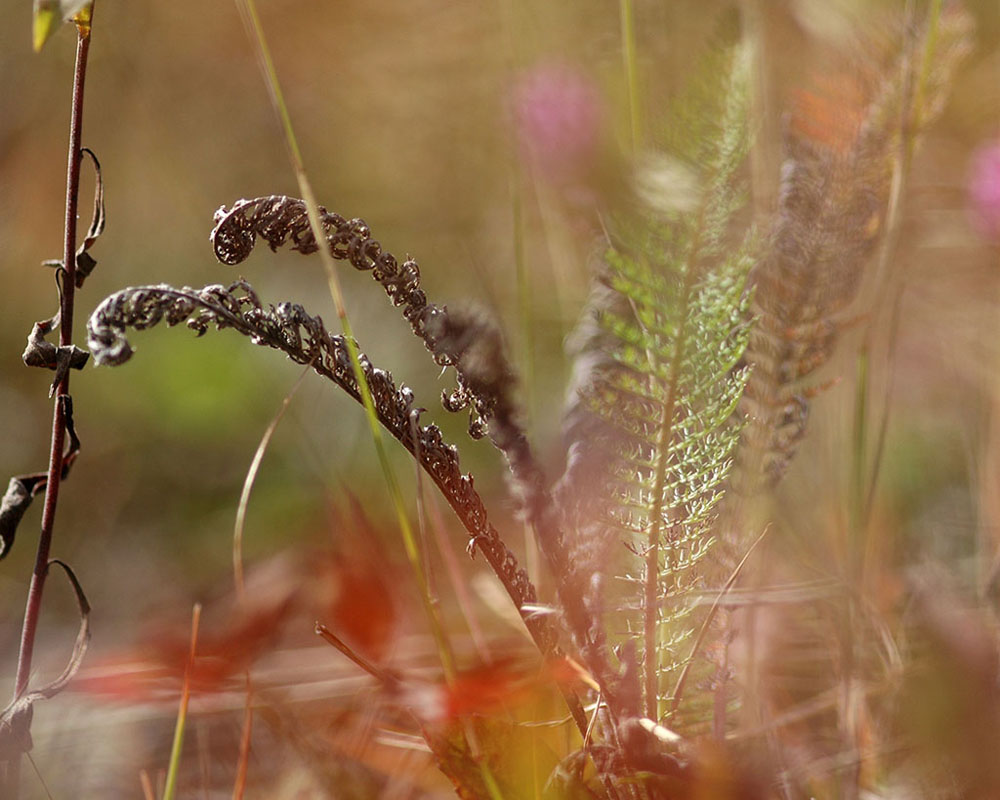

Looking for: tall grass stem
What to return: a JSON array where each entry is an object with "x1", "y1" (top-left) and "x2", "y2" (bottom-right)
[{"x1": 619, "y1": 0, "x2": 641, "y2": 153}]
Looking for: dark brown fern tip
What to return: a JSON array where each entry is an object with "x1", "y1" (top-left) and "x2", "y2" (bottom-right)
[
  {"x1": 85, "y1": 280, "x2": 558, "y2": 655},
  {"x1": 209, "y1": 197, "x2": 543, "y2": 500},
  {"x1": 210, "y1": 197, "x2": 556, "y2": 527},
  {"x1": 744, "y1": 120, "x2": 893, "y2": 487}
]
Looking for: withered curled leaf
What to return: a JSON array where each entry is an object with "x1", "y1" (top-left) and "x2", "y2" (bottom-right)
[
  {"x1": 0, "y1": 559, "x2": 90, "y2": 759},
  {"x1": 42, "y1": 147, "x2": 105, "y2": 288},
  {"x1": 0, "y1": 396, "x2": 81, "y2": 560},
  {"x1": 22, "y1": 314, "x2": 90, "y2": 396},
  {"x1": 0, "y1": 476, "x2": 45, "y2": 561}
]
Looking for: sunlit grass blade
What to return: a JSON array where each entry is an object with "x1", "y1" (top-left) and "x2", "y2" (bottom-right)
[
  {"x1": 233, "y1": 362, "x2": 312, "y2": 601},
  {"x1": 619, "y1": 0, "x2": 641, "y2": 153},
  {"x1": 162, "y1": 603, "x2": 201, "y2": 800},
  {"x1": 426, "y1": 488, "x2": 492, "y2": 663}
]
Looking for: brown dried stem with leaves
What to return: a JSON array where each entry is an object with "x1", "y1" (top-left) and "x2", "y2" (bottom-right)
[{"x1": 1, "y1": 8, "x2": 101, "y2": 798}]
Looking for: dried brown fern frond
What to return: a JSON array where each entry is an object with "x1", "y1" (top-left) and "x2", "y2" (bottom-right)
[
  {"x1": 209, "y1": 196, "x2": 617, "y2": 703},
  {"x1": 85, "y1": 280, "x2": 559, "y2": 658},
  {"x1": 739, "y1": 5, "x2": 972, "y2": 493},
  {"x1": 210, "y1": 197, "x2": 533, "y2": 489}
]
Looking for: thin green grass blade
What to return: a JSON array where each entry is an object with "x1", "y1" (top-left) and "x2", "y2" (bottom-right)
[
  {"x1": 162, "y1": 603, "x2": 201, "y2": 800},
  {"x1": 233, "y1": 363, "x2": 311, "y2": 601}
]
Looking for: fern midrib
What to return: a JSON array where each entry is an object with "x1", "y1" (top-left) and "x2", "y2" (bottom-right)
[{"x1": 642, "y1": 206, "x2": 707, "y2": 721}]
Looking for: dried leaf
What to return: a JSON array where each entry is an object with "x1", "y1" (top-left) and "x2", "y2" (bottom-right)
[
  {"x1": 0, "y1": 559, "x2": 90, "y2": 759},
  {"x1": 0, "y1": 476, "x2": 45, "y2": 560},
  {"x1": 0, "y1": 396, "x2": 80, "y2": 560},
  {"x1": 77, "y1": 555, "x2": 303, "y2": 701},
  {"x1": 42, "y1": 148, "x2": 105, "y2": 288},
  {"x1": 73, "y1": 148, "x2": 105, "y2": 287},
  {"x1": 22, "y1": 314, "x2": 90, "y2": 396},
  {"x1": 436, "y1": 657, "x2": 551, "y2": 721}
]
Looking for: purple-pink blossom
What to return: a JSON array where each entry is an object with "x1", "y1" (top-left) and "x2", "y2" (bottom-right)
[
  {"x1": 512, "y1": 62, "x2": 604, "y2": 185},
  {"x1": 968, "y1": 139, "x2": 1000, "y2": 242}
]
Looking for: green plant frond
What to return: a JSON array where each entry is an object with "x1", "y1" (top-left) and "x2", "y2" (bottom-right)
[
  {"x1": 606, "y1": 280, "x2": 752, "y2": 704},
  {"x1": 555, "y1": 43, "x2": 759, "y2": 729},
  {"x1": 658, "y1": 43, "x2": 751, "y2": 169}
]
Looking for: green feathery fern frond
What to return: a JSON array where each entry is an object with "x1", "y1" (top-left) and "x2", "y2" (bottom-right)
[
  {"x1": 605, "y1": 233, "x2": 754, "y2": 725},
  {"x1": 559, "y1": 46, "x2": 756, "y2": 726}
]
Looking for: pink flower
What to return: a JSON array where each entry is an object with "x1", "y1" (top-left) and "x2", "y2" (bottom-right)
[
  {"x1": 968, "y1": 139, "x2": 1000, "y2": 242},
  {"x1": 512, "y1": 62, "x2": 604, "y2": 185}
]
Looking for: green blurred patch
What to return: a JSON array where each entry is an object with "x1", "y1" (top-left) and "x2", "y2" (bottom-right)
[{"x1": 88, "y1": 328, "x2": 294, "y2": 442}]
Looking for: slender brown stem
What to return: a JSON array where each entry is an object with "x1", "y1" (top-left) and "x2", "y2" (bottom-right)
[
  {"x1": 13, "y1": 17, "x2": 92, "y2": 703},
  {"x1": 5, "y1": 21, "x2": 92, "y2": 798}
]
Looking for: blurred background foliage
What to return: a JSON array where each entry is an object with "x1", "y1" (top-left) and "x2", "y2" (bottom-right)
[{"x1": 1, "y1": 0, "x2": 999, "y2": 796}]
